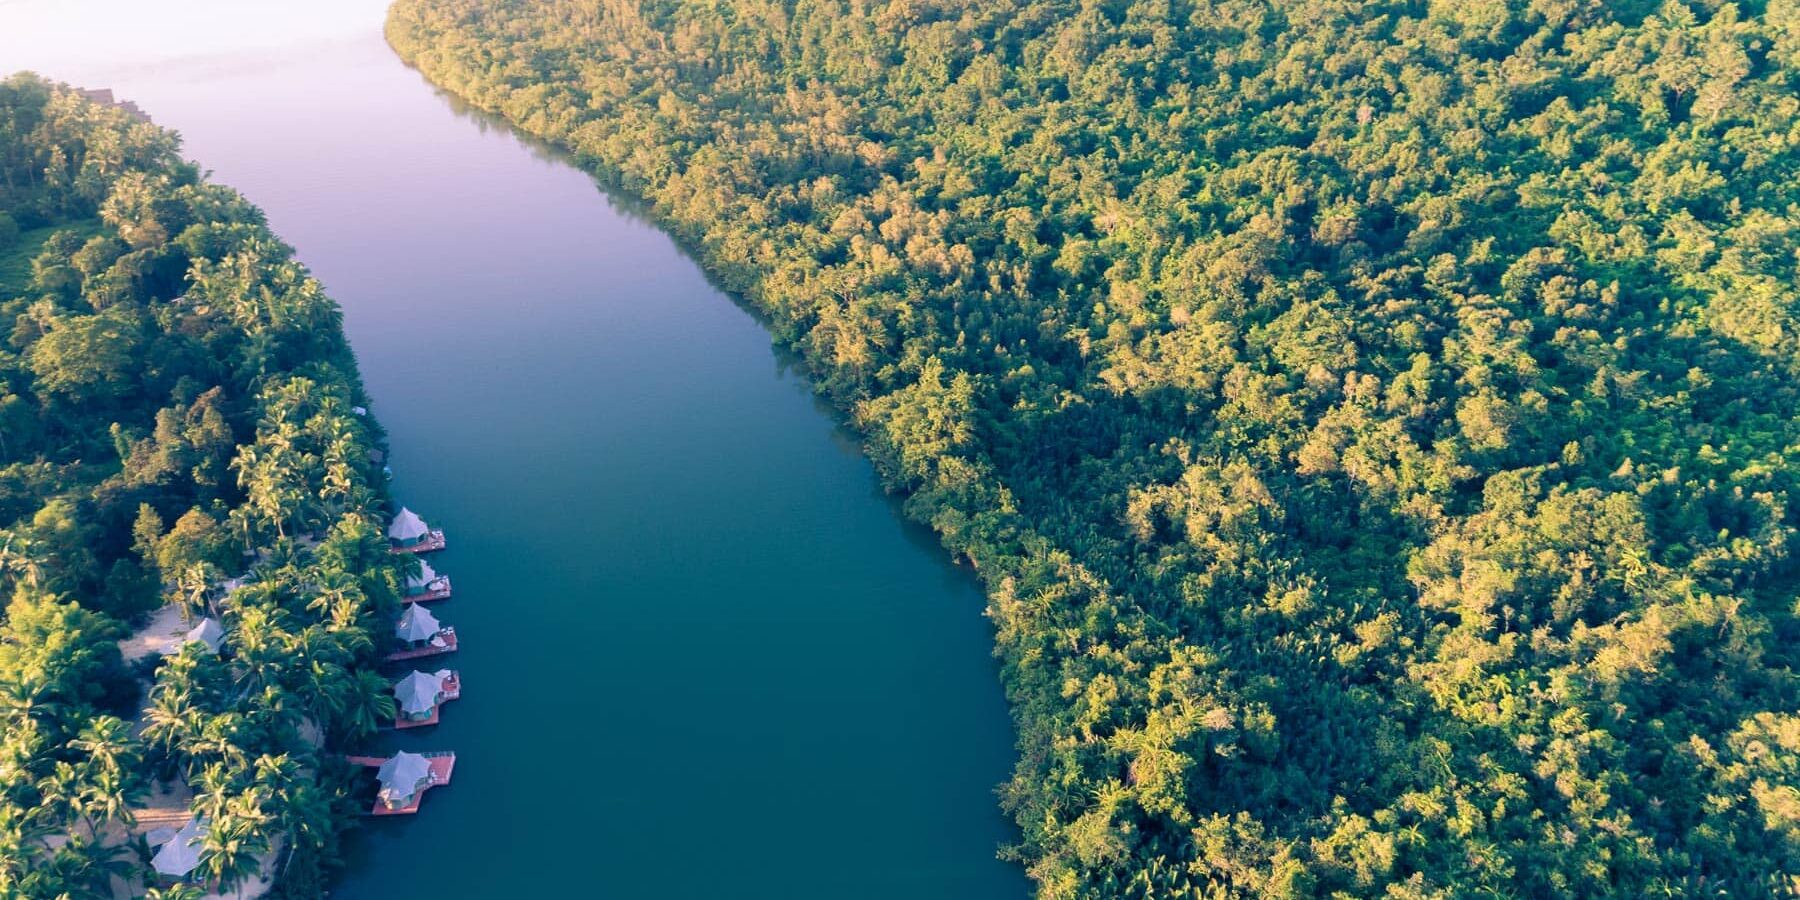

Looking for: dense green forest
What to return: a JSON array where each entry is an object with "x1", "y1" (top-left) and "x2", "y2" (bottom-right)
[
  {"x1": 0, "y1": 75, "x2": 404, "y2": 897},
  {"x1": 385, "y1": 0, "x2": 1800, "y2": 896}
]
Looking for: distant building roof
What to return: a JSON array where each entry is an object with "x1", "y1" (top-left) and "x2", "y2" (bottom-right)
[
  {"x1": 388, "y1": 507, "x2": 428, "y2": 542},
  {"x1": 377, "y1": 751, "x2": 432, "y2": 803},
  {"x1": 396, "y1": 604, "x2": 441, "y2": 643},
  {"x1": 150, "y1": 816, "x2": 208, "y2": 878},
  {"x1": 394, "y1": 670, "x2": 442, "y2": 715},
  {"x1": 75, "y1": 87, "x2": 151, "y2": 123},
  {"x1": 186, "y1": 617, "x2": 225, "y2": 654}
]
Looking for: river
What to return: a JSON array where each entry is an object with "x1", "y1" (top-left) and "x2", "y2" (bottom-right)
[{"x1": 0, "y1": 3, "x2": 1024, "y2": 896}]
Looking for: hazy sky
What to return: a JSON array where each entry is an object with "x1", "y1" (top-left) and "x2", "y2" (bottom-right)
[{"x1": 0, "y1": 0, "x2": 390, "y2": 84}]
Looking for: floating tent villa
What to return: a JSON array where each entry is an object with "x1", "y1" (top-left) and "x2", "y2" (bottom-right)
[
  {"x1": 395, "y1": 670, "x2": 450, "y2": 722},
  {"x1": 186, "y1": 617, "x2": 225, "y2": 654},
  {"x1": 404, "y1": 559, "x2": 438, "y2": 594},
  {"x1": 385, "y1": 603, "x2": 457, "y2": 662},
  {"x1": 348, "y1": 750, "x2": 457, "y2": 814},
  {"x1": 388, "y1": 507, "x2": 445, "y2": 554},
  {"x1": 404, "y1": 558, "x2": 451, "y2": 600},
  {"x1": 388, "y1": 508, "x2": 428, "y2": 545},
  {"x1": 150, "y1": 817, "x2": 208, "y2": 880},
  {"x1": 376, "y1": 750, "x2": 435, "y2": 810},
  {"x1": 396, "y1": 604, "x2": 441, "y2": 644}
]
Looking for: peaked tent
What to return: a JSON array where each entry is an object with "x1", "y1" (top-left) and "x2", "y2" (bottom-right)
[
  {"x1": 395, "y1": 604, "x2": 441, "y2": 643},
  {"x1": 394, "y1": 670, "x2": 442, "y2": 716},
  {"x1": 150, "y1": 816, "x2": 208, "y2": 878},
  {"x1": 186, "y1": 617, "x2": 225, "y2": 654},
  {"x1": 388, "y1": 507, "x2": 429, "y2": 543},
  {"x1": 376, "y1": 751, "x2": 433, "y2": 804},
  {"x1": 404, "y1": 559, "x2": 439, "y2": 592}
]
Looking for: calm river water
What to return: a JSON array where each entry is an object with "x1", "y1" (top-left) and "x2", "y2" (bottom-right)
[{"x1": 0, "y1": 2, "x2": 1023, "y2": 895}]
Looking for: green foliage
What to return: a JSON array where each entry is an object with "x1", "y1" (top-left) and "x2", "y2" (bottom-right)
[
  {"x1": 0, "y1": 75, "x2": 395, "y2": 896},
  {"x1": 388, "y1": 0, "x2": 1800, "y2": 895}
]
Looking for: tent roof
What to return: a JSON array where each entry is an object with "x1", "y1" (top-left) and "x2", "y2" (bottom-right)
[
  {"x1": 388, "y1": 507, "x2": 428, "y2": 541},
  {"x1": 377, "y1": 751, "x2": 432, "y2": 798},
  {"x1": 150, "y1": 816, "x2": 208, "y2": 877},
  {"x1": 186, "y1": 617, "x2": 224, "y2": 653},
  {"x1": 395, "y1": 604, "x2": 440, "y2": 642},
  {"x1": 405, "y1": 559, "x2": 439, "y2": 588},
  {"x1": 394, "y1": 670, "x2": 441, "y2": 715}
]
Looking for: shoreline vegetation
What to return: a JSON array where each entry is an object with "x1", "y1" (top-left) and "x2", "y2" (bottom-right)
[
  {"x1": 385, "y1": 1, "x2": 1800, "y2": 897},
  {"x1": 0, "y1": 76, "x2": 410, "y2": 897}
]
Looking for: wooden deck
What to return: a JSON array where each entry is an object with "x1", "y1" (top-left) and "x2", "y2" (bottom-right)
[
  {"x1": 395, "y1": 671, "x2": 461, "y2": 730},
  {"x1": 383, "y1": 628, "x2": 458, "y2": 662},
  {"x1": 389, "y1": 530, "x2": 447, "y2": 555},
  {"x1": 346, "y1": 752, "x2": 456, "y2": 816},
  {"x1": 403, "y1": 576, "x2": 453, "y2": 603}
]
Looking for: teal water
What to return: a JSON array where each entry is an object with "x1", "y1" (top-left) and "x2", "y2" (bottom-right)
[{"x1": 0, "y1": 3, "x2": 1024, "y2": 896}]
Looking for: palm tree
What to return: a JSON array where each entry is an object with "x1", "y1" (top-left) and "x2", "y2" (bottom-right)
[
  {"x1": 332, "y1": 668, "x2": 395, "y2": 743},
  {"x1": 72, "y1": 716, "x2": 139, "y2": 776},
  {"x1": 141, "y1": 689, "x2": 202, "y2": 762},
  {"x1": 303, "y1": 571, "x2": 362, "y2": 621},
  {"x1": 190, "y1": 763, "x2": 236, "y2": 824},
  {"x1": 228, "y1": 607, "x2": 291, "y2": 696},
  {"x1": 33, "y1": 762, "x2": 84, "y2": 834},
  {"x1": 315, "y1": 588, "x2": 373, "y2": 643},
  {"x1": 273, "y1": 780, "x2": 333, "y2": 853},
  {"x1": 35, "y1": 836, "x2": 131, "y2": 900},
  {"x1": 0, "y1": 678, "x2": 58, "y2": 734},
  {"x1": 78, "y1": 766, "x2": 140, "y2": 836},
  {"x1": 173, "y1": 562, "x2": 220, "y2": 623},
  {"x1": 242, "y1": 684, "x2": 302, "y2": 748},
  {"x1": 70, "y1": 716, "x2": 144, "y2": 835},
  {"x1": 145, "y1": 885, "x2": 205, "y2": 900},
  {"x1": 186, "y1": 714, "x2": 252, "y2": 774},
  {"x1": 0, "y1": 533, "x2": 45, "y2": 592},
  {"x1": 199, "y1": 811, "x2": 269, "y2": 899},
  {"x1": 224, "y1": 505, "x2": 258, "y2": 559}
]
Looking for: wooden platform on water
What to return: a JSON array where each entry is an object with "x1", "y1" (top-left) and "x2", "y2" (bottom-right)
[
  {"x1": 383, "y1": 628, "x2": 458, "y2": 662},
  {"x1": 404, "y1": 577, "x2": 453, "y2": 603},
  {"x1": 346, "y1": 752, "x2": 456, "y2": 816},
  {"x1": 395, "y1": 671, "x2": 461, "y2": 730},
  {"x1": 390, "y1": 530, "x2": 447, "y2": 555}
]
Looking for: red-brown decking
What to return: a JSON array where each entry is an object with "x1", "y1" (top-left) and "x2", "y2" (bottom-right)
[
  {"x1": 395, "y1": 671, "x2": 462, "y2": 730},
  {"x1": 346, "y1": 752, "x2": 456, "y2": 815},
  {"x1": 384, "y1": 627, "x2": 458, "y2": 662},
  {"x1": 390, "y1": 530, "x2": 447, "y2": 555},
  {"x1": 404, "y1": 577, "x2": 453, "y2": 603}
]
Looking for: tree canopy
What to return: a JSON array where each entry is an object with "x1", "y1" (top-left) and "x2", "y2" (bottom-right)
[
  {"x1": 0, "y1": 74, "x2": 400, "y2": 897},
  {"x1": 387, "y1": 1, "x2": 1800, "y2": 895}
]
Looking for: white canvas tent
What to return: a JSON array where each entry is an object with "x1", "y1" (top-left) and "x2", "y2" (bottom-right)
[
  {"x1": 388, "y1": 507, "x2": 429, "y2": 543},
  {"x1": 404, "y1": 559, "x2": 440, "y2": 592},
  {"x1": 394, "y1": 670, "x2": 442, "y2": 717},
  {"x1": 376, "y1": 751, "x2": 433, "y2": 805},
  {"x1": 186, "y1": 617, "x2": 225, "y2": 654},
  {"x1": 395, "y1": 604, "x2": 441, "y2": 643},
  {"x1": 150, "y1": 816, "x2": 208, "y2": 878}
]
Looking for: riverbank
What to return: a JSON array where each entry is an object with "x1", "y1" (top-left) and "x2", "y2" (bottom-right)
[{"x1": 4, "y1": 4, "x2": 1026, "y2": 892}]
